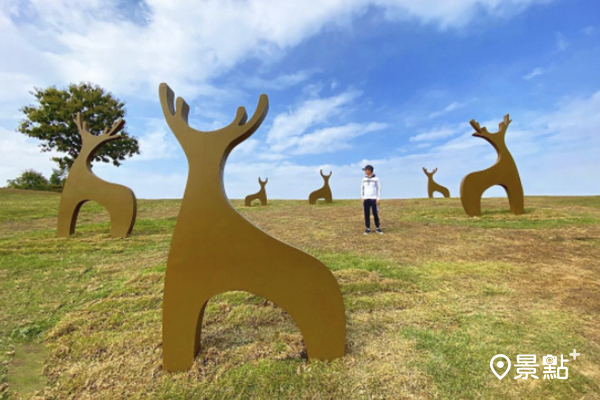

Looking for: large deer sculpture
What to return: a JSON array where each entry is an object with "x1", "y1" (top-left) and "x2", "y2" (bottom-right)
[
  {"x1": 308, "y1": 169, "x2": 333, "y2": 204},
  {"x1": 460, "y1": 114, "x2": 524, "y2": 216},
  {"x1": 423, "y1": 167, "x2": 450, "y2": 198},
  {"x1": 159, "y1": 83, "x2": 346, "y2": 372},
  {"x1": 244, "y1": 177, "x2": 268, "y2": 206},
  {"x1": 57, "y1": 113, "x2": 137, "y2": 238}
]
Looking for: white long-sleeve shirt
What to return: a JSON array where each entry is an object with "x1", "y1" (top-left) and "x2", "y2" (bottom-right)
[{"x1": 361, "y1": 175, "x2": 381, "y2": 199}]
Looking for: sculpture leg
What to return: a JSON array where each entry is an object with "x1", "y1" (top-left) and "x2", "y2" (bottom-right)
[
  {"x1": 461, "y1": 192, "x2": 483, "y2": 216},
  {"x1": 460, "y1": 175, "x2": 487, "y2": 217},
  {"x1": 103, "y1": 192, "x2": 136, "y2": 238},
  {"x1": 505, "y1": 180, "x2": 525, "y2": 215},
  {"x1": 162, "y1": 288, "x2": 210, "y2": 372},
  {"x1": 57, "y1": 197, "x2": 85, "y2": 237},
  {"x1": 233, "y1": 257, "x2": 346, "y2": 361}
]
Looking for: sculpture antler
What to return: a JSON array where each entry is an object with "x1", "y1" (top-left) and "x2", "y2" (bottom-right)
[
  {"x1": 498, "y1": 114, "x2": 512, "y2": 134},
  {"x1": 469, "y1": 119, "x2": 490, "y2": 135},
  {"x1": 158, "y1": 83, "x2": 191, "y2": 134},
  {"x1": 74, "y1": 112, "x2": 91, "y2": 138},
  {"x1": 470, "y1": 114, "x2": 511, "y2": 138},
  {"x1": 158, "y1": 83, "x2": 269, "y2": 146},
  {"x1": 259, "y1": 177, "x2": 268, "y2": 185},
  {"x1": 223, "y1": 95, "x2": 269, "y2": 145},
  {"x1": 320, "y1": 169, "x2": 332, "y2": 178},
  {"x1": 101, "y1": 118, "x2": 125, "y2": 137},
  {"x1": 74, "y1": 112, "x2": 124, "y2": 144}
]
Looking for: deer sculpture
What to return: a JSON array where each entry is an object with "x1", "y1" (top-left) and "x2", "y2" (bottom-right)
[
  {"x1": 308, "y1": 169, "x2": 333, "y2": 204},
  {"x1": 57, "y1": 113, "x2": 137, "y2": 238},
  {"x1": 423, "y1": 167, "x2": 450, "y2": 198},
  {"x1": 158, "y1": 83, "x2": 346, "y2": 372},
  {"x1": 460, "y1": 114, "x2": 524, "y2": 216},
  {"x1": 244, "y1": 177, "x2": 268, "y2": 206}
]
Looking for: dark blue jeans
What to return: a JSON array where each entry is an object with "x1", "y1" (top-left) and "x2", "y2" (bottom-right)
[{"x1": 363, "y1": 199, "x2": 380, "y2": 229}]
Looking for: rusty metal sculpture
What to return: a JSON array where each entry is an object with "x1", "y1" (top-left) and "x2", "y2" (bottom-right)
[
  {"x1": 308, "y1": 169, "x2": 333, "y2": 204},
  {"x1": 460, "y1": 114, "x2": 524, "y2": 216},
  {"x1": 159, "y1": 83, "x2": 346, "y2": 372},
  {"x1": 244, "y1": 177, "x2": 268, "y2": 206},
  {"x1": 423, "y1": 167, "x2": 450, "y2": 198},
  {"x1": 57, "y1": 113, "x2": 137, "y2": 238}
]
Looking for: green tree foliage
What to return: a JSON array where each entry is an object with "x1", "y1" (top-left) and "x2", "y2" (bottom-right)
[
  {"x1": 18, "y1": 82, "x2": 140, "y2": 175},
  {"x1": 49, "y1": 168, "x2": 66, "y2": 191},
  {"x1": 6, "y1": 169, "x2": 51, "y2": 191}
]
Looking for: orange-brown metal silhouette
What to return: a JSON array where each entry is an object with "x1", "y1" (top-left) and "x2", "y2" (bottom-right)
[
  {"x1": 244, "y1": 177, "x2": 268, "y2": 206},
  {"x1": 308, "y1": 169, "x2": 333, "y2": 204},
  {"x1": 423, "y1": 167, "x2": 450, "y2": 198},
  {"x1": 159, "y1": 83, "x2": 346, "y2": 372},
  {"x1": 460, "y1": 114, "x2": 524, "y2": 216},
  {"x1": 57, "y1": 113, "x2": 137, "y2": 238}
]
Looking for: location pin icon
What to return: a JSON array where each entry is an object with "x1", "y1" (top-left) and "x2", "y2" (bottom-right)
[{"x1": 490, "y1": 354, "x2": 511, "y2": 380}]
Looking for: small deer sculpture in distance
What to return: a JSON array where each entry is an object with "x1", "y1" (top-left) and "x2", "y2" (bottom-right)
[
  {"x1": 158, "y1": 83, "x2": 346, "y2": 372},
  {"x1": 244, "y1": 177, "x2": 268, "y2": 206},
  {"x1": 460, "y1": 114, "x2": 524, "y2": 216},
  {"x1": 423, "y1": 167, "x2": 450, "y2": 198},
  {"x1": 57, "y1": 113, "x2": 137, "y2": 238},
  {"x1": 308, "y1": 169, "x2": 333, "y2": 204}
]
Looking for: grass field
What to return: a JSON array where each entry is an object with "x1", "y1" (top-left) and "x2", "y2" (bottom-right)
[{"x1": 0, "y1": 188, "x2": 599, "y2": 399}]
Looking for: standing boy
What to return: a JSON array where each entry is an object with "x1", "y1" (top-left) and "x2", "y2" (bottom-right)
[{"x1": 361, "y1": 165, "x2": 382, "y2": 235}]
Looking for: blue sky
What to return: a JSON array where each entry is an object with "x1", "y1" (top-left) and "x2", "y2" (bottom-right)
[{"x1": 1, "y1": 0, "x2": 599, "y2": 199}]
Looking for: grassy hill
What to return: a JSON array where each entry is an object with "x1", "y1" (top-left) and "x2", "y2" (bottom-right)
[{"x1": 0, "y1": 188, "x2": 599, "y2": 399}]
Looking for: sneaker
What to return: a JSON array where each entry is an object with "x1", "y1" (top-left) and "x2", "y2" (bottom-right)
[
  {"x1": 364, "y1": 229, "x2": 371, "y2": 235},
  {"x1": 376, "y1": 228, "x2": 383, "y2": 234}
]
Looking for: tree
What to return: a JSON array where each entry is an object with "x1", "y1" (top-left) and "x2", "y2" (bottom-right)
[
  {"x1": 49, "y1": 168, "x2": 66, "y2": 191},
  {"x1": 6, "y1": 169, "x2": 51, "y2": 191},
  {"x1": 17, "y1": 82, "x2": 140, "y2": 176}
]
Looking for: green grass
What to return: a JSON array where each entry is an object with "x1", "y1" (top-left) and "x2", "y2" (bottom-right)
[
  {"x1": 0, "y1": 188, "x2": 599, "y2": 399},
  {"x1": 4, "y1": 343, "x2": 46, "y2": 395},
  {"x1": 392, "y1": 197, "x2": 600, "y2": 229}
]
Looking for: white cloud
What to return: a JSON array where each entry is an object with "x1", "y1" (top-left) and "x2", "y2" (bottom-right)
[
  {"x1": 527, "y1": 91, "x2": 600, "y2": 145},
  {"x1": 0, "y1": 0, "x2": 552, "y2": 104},
  {"x1": 266, "y1": 90, "x2": 362, "y2": 152},
  {"x1": 0, "y1": 127, "x2": 59, "y2": 185},
  {"x1": 133, "y1": 120, "x2": 179, "y2": 161},
  {"x1": 523, "y1": 67, "x2": 545, "y2": 80},
  {"x1": 409, "y1": 123, "x2": 468, "y2": 142},
  {"x1": 556, "y1": 32, "x2": 568, "y2": 51},
  {"x1": 582, "y1": 26, "x2": 595, "y2": 36},
  {"x1": 293, "y1": 122, "x2": 388, "y2": 155},
  {"x1": 93, "y1": 163, "x2": 187, "y2": 199},
  {"x1": 374, "y1": 0, "x2": 553, "y2": 29},
  {"x1": 428, "y1": 101, "x2": 463, "y2": 119},
  {"x1": 265, "y1": 88, "x2": 388, "y2": 156},
  {"x1": 233, "y1": 138, "x2": 261, "y2": 156},
  {"x1": 257, "y1": 152, "x2": 289, "y2": 161},
  {"x1": 216, "y1": 91, "x2": 600, "y2": 200},
  {"x1": 242, "y1": 71, "x2": 313, "y2": 90}
]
